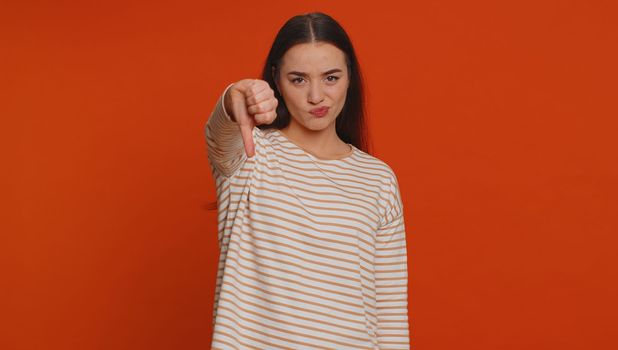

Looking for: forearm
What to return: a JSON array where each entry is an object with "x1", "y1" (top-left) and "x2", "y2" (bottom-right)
[{"x1": 204, "y1": 83, "x2": 246, "y2": 177}]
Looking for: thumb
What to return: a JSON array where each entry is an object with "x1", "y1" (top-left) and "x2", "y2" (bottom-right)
[
  {"x1": 239, "y1": 122, "x2": 255, "y2": 158},
  {"x1": 230, "y1": 88, "x2": 256, "y2": 158}
]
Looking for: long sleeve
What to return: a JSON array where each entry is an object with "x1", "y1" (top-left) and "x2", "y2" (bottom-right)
[
  {"x1": 375, "y1": 174, "x2": 410, "y2": 349},
  {"x1": 204, "y1": 82, "x2": 248, "y2": 177}
]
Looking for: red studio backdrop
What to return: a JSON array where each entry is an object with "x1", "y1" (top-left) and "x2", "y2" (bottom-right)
[{"x1": 2, "y1": 1, "x2": 617, "y2": 349}]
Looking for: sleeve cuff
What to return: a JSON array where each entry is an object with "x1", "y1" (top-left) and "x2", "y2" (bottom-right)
[{"x1": 220, "y1": 82, "x2": 236, "y2": 122}]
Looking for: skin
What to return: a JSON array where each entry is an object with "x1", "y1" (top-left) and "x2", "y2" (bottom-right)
[
  {"x1": 274, "y1": 41, "x2": 352, "y2": 159},
  {"x1": 224, "y1": 41, "x2": 351, "y2": 159}
]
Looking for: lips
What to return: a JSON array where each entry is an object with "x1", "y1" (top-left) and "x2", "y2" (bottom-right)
[{"x1": 309, "y1": 107, "x2": 329, "y2": 116}]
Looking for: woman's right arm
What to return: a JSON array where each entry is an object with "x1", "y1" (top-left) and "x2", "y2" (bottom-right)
[
  {"x1": 205, "y1": 79, "x2": 278, "y2": 177},
  {"x1": 204, "y1": 82, "x2": 247, "y2": 178}
]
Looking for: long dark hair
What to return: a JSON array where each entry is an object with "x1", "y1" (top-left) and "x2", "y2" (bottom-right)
[{"x1": 206, "y1": 12, "x2": 371, "y2": 211}]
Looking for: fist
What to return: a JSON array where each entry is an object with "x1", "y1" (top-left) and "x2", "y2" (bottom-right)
[{"x1": 225, "y1": 79, "x2": 278, "y2": 158}]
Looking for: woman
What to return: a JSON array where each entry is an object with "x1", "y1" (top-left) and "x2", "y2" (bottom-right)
[{"x1": 205, "y1": 12, "x2": 410, "y2": 350}]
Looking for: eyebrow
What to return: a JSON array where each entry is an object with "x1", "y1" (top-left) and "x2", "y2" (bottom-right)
[{"x1": 286, "y1": 68, "x2": 343, "y2": 77}]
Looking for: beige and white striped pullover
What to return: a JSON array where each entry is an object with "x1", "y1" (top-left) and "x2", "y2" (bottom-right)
[{"x1": 205, "y1": 83, "x2": 410, "y2": 349}]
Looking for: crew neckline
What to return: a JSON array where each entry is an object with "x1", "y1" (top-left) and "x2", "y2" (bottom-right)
[{"x1": 273, "y1": 129, "x2": 355, "y2": 162}]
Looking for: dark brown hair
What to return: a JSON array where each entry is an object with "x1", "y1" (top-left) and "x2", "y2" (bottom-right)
[{"x1": 206, "y1": 11, "x2": 371, "y2": 211}]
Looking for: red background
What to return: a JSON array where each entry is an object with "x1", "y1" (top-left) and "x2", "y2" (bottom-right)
[{"x1": 2, "y1": 1, "x2": 617, "y2": 349}]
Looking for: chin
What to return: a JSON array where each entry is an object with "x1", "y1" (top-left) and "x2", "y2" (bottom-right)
[
  {"x1": 306, "y1": 119, "x2": 336, "y2": 131},
  {"x1": 290, "y1": 110, "x2": 337, "y2": 131}
]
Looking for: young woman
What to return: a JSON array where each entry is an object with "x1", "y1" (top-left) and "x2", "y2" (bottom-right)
[{"x1": 205, "y1": 12, "x2": 410, "y2": 350}]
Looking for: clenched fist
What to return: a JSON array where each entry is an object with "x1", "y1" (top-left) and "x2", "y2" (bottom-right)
[{"x1": 224, "y1": 79, "x2": 279, "y2": 158}]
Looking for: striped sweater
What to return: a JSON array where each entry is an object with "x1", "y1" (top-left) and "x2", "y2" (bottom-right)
[{"x1": 205, "y1": 83, "x2": 410, "y2": 349}]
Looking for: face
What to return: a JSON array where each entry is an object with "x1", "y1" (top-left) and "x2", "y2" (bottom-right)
[{"x1": 274, "y1": 42, "x2": 350, "y2": 132}]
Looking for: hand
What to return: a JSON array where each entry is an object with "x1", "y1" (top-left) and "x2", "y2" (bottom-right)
[{"x1": 225, "y1": 79, "x2": 278, "y2": 158}]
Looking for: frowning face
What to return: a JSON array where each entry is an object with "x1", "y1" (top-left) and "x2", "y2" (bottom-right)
[{"x1": 274, "y1": 42, "x2": 350, "y2": 132}]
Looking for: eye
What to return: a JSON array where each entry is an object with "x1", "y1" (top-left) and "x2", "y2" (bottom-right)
[
  {"x1": 326, "y1": 75, "x2": 340, "y2": 82},
  {"x1": 291, "y1": 77, "x2": 304, "y2": 84}
]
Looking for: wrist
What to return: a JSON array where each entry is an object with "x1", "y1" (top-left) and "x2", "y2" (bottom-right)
[{"x1": 223, "y1": 91, "x2": 236, "y2": 122}]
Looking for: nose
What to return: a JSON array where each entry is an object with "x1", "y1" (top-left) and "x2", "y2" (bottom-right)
[{"x1": 307, "y1": 82, "x2": 324, "y2": 104}]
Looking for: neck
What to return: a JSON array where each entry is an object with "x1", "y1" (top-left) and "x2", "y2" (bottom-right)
[{"x1": 280, "y1": 120, "x2": 348, "y2": 156}]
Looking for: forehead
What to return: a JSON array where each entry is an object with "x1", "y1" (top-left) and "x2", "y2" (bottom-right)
[{"x1": 280, "y1": 42, "x2": 346, "y2": 72}]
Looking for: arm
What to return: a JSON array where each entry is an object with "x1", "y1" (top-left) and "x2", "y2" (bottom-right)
[
  {"x1": 204, "y1": 83, "x2": 248, "y2": 177},
  {"x1": 375, "y1": 175, "x2": 410, "y2": 349}
]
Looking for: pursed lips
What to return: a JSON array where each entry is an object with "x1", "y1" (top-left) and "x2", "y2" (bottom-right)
[{"x1": 309, "y1": 106, "x2": 329, "y2": 113}]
